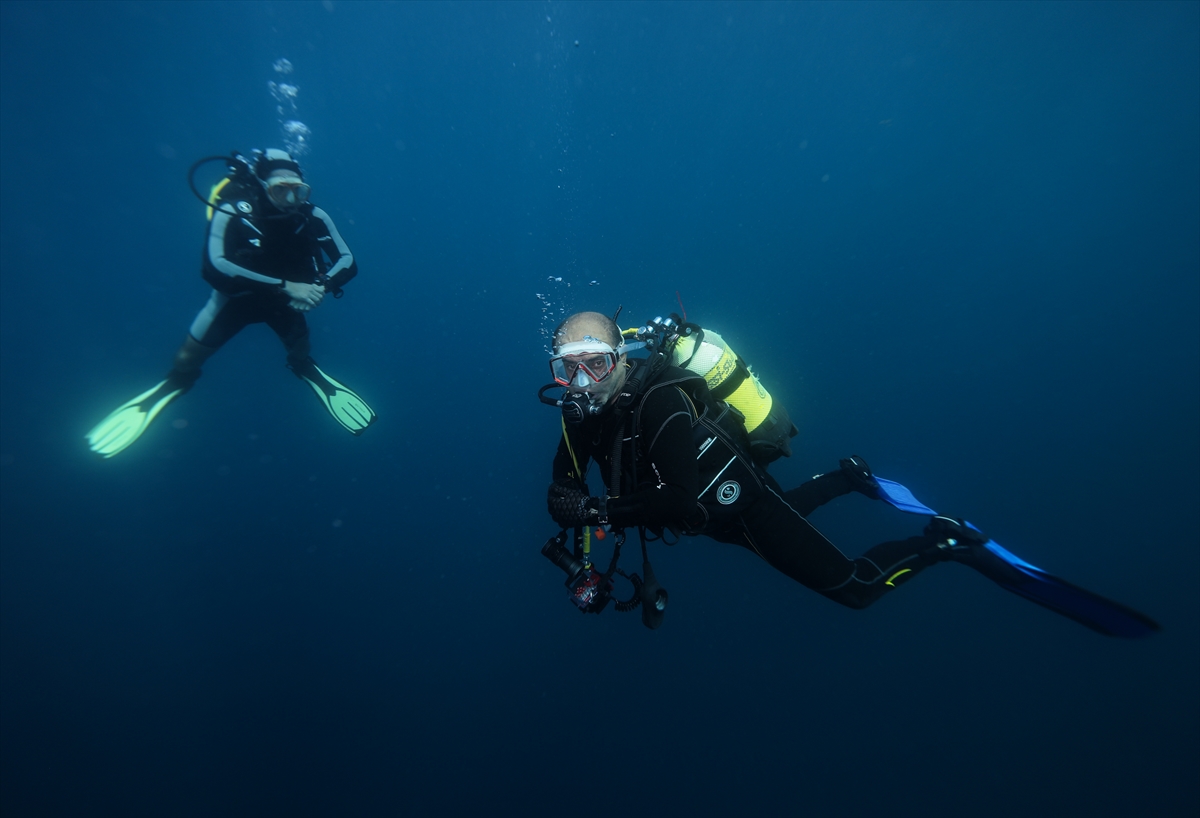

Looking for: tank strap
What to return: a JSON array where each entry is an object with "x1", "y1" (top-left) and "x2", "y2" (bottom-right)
[
  {"x1": 677, "y1": 324, "x2": 705, "y2": 369},
  {"x1": 709, "y1": 356, "x2": 750, "y2": 402}
]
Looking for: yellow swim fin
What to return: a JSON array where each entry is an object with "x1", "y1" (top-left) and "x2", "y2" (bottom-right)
[
  {"x1": 291, "y1": 358, "x2": 376, "y2": 435},
  {"x1": 85, "y1": 377, "x2": 188, "y2": 458}
]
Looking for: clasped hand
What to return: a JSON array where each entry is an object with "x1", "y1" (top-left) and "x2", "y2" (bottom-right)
[{"x1": 284, "y1": 280, "x2": 326, "y2": 312}]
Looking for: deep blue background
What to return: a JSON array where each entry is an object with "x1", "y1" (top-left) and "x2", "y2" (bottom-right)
[{"x1": 2, "y1": 2, "x2": 1197, "y2": 816}]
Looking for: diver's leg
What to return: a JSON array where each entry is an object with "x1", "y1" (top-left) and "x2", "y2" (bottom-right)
[
  {"x1": 168, "y1": 336, "x2": 214, "y2": 391},
  {"x1": 168, "y1": 290, "x2": 247, "y2": 389},
  {"x1": 738, "y1": 484, "x2": 939, "y2": 610},
  {"x1": 85, "y1": 292, "x2": 250, "y2": 457},
  {"x1": 268, "y1": 305, "x2": 375, "y2": 434},
  {"x1": 782, "y1": 472, "x2": 852, "y2": 517},
  {"x1": 782, "y1": 455, "x2": 880, "y2": 517},
  {"x1": 264, "y1": 304, "x2": 312, "y2": 369},
  {"x1": 820, "y1": 536, "x2": 941, "y2": 609}
]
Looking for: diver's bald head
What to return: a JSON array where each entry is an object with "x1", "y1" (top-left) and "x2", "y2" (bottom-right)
[{"x1": 552, "y1": 311, "x2": 622, "y2": 352}]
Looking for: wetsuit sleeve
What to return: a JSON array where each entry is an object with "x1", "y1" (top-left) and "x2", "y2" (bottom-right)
[
  {"x1": 606, "y1": 387, "x2": 699, "y2": 529},
  {"x1": 206, "y1": 209, "x2": 289, "y2": 292},
  {"x1": 309, "y1": 206, "x2": 358, "y2": 290}
]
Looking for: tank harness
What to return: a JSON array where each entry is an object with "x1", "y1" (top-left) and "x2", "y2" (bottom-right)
[{"x1": 628, "y1": 317, "x2": 798, "y2": 465}]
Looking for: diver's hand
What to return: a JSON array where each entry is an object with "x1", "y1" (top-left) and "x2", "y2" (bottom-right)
[
  {"x1": 289, "y1": 298, "x2": 313, "y2": 312},
  {"x1": 547, "y1": 480, "x2": 599, "y2": 528},
  {"x1": 283, "y1": 280, "x2": 325, "y2": 307},
  {"x1": 839, "y1": 455, "x2": 881, "y2": 499}
]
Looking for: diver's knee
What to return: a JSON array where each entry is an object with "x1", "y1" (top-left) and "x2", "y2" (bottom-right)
[{"x1": 173, "y1": 336, "x2": 216, "y2": 372}]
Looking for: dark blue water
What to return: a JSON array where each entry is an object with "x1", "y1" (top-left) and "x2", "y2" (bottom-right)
[{"x1": 2, "y1": 2, "x2": 1197, "y2": 816}]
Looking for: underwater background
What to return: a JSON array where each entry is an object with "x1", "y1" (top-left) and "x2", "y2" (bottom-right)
[{"x1": 1, "y1": 2, "x2": 1197, "y2": 816}]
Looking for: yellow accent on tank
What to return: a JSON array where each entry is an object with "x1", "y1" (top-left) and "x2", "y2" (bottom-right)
[
  {"x1": 673, "y1": 329, "x2": 774, "y2": 433},
  {"x1": 885, "y1": 568, "x2": 913, "y2": 587},
  {"x1": 727, "y1": 370, "x2": 773, "y2": 431},
  {"x1": 206, "y1": 177, "x2": 232, "y2": 221}
]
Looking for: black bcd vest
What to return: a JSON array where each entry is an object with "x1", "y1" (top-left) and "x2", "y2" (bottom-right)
[{"x1": 616, "y1": 363, "x2": 767, "y2": 535}]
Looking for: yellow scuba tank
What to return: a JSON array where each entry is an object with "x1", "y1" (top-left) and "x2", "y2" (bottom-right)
[
  {"x1": 670, "y1": 326, "x2": 798, "y2": 464},
  {"x1": 205, "y1": 177, "x2": 232, "y2": 221},
  {"x1": 189, "y1": 152, "x2": 259, "y2": 221}
]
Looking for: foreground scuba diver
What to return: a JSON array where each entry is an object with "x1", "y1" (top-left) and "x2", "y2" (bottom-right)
[
  {"x1": 539, "y1": 310, "x2": 1159, "y2": 636},
  {"x1": 86, "y1": 149, "x2": 375, "y2": 457}
]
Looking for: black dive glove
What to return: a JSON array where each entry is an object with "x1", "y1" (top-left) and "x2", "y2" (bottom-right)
[
  {"x1": 840, "y1": 455, "x2": 882, "y2": 499},
  {"x1": 547, "y1": 480, "x2": 601, "y2": 529},
  {"x1": 924, "y1": 516, "x2": 990, "y2": 564}
]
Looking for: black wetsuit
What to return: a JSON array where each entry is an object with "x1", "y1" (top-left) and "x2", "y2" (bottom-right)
[
  {"x1": 188, "y1": 184, "x2": 357, "y2": 361},
  {"x1": 552, "y1": 363, "x2": 940, "y2": 609}
]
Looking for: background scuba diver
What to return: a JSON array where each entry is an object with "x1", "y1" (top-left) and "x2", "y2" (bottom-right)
[
  {"x1": 86, "y1": 149, "x2": 376, "y2": 457},
  {"x1": 541, "y1": 310, "x2": 1159, "y2": 637}
]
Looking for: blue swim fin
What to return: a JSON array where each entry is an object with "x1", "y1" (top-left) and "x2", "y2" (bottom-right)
[
  {"x1": 974, "y1": 538, "x2": 1161, "y2": 638},
  {"x1": 875, "y1": 477, "x2": 937, "y2": 515},
  {"x1": 875, "y1": 478, "x2": 1160, "y2": 638}
]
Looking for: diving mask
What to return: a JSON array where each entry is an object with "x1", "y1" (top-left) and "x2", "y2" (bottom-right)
[
  {"x1": 550, "y1": 340, "x2": 619, "y2": 388},
  {"x1": 265, "y1": 174, "x2": 311, "y2": 209}
]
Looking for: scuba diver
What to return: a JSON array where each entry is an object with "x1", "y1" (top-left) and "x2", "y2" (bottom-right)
[
  {"x1": 539, "y1": 309, "x2": 1160, "y2": 637},
  {"x1": 86, "y1": 149, "x2": 376, "y2": 457}
]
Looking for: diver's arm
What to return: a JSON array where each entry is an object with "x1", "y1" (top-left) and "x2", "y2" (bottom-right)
[
  {"x1": 605, "y1": 388, "x2": 698, "y2": 529},
  {"x1": 206, "y1": 209, "x2": 291, "y2": 291},
  {"x1": 552, "y1": 433, "x2": 586, "y2": 484},
  {"x1": 310, "y1": 206, "x2": 358, "y2": 290},
  {"x1": 547, "y1": 433, "x2": 594, "y2": 528}
]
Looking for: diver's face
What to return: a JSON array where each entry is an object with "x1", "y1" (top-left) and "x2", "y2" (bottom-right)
[
  {"x1": 552, "y1": 319, "x2": 627, "y2": 410},
  {"x1": 265, "y1": 171, "x2": 310, "y2": 210},
  {"x1": 552, "y1": 345, "x2": 626, "y2": 408},
  {"x1": 571, "y1": 354, "x2": 627, "y2": 408}
]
